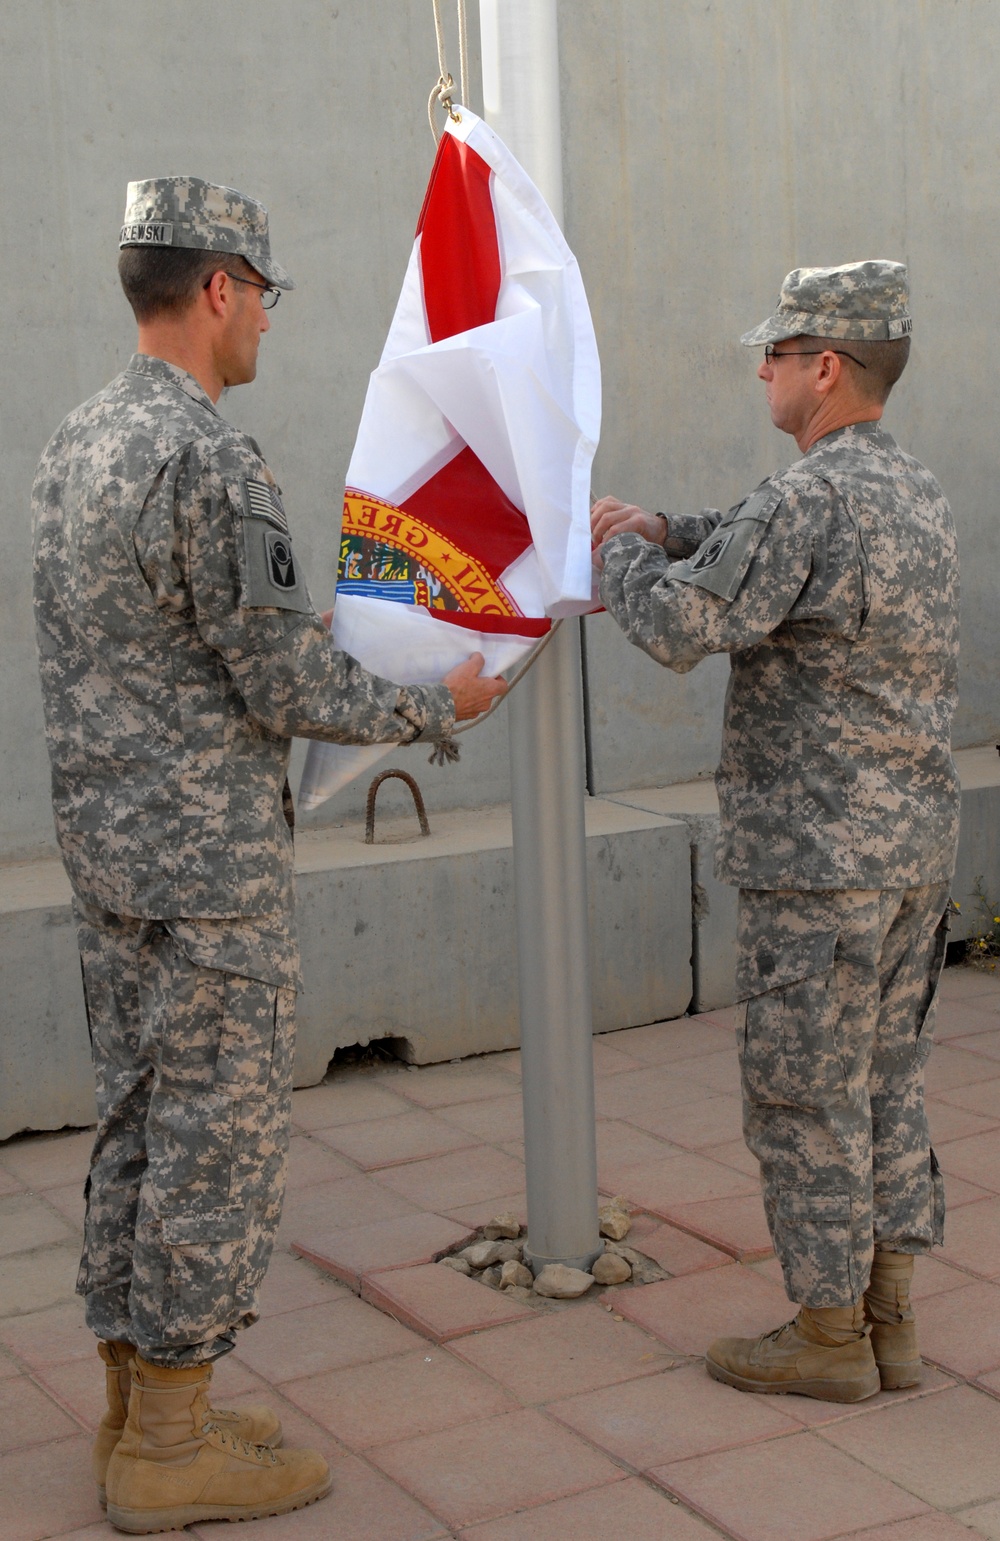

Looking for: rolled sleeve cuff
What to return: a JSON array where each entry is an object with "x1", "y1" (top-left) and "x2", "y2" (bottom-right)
[{"x1": 396, "y1": 682, "x2": 456, "y2": 744}]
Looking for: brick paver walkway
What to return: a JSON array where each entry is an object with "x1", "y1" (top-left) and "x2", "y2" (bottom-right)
[{"x1": 4, "y1": 967, "x2": 1000, "y2": 1539}]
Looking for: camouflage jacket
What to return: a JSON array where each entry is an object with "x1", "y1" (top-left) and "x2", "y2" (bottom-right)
[
  {"x1": 33, "y1": 354, "x2": 454, "y2": 918},
  {"x1": 600, "y1": 422, "x2": 960, "y2": 890}
]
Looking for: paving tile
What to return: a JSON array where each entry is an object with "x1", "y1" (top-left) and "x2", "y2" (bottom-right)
[
  {"x1": 0, "y1": 1347, "x2": 19, "y2": 1380},
  {"x1": 925, "y1": 1046, "x2": 1000, "y2": 1095},
  {"x1": 369, "y1": 1407, "x2": 625, "y2": 1530},
  {"x1": 595, "y1": 1119, "x2": 681, "y2": 1178},
  {"x1": 926, "y1": 1096, "x2": 1000, "y2": 1143},
  {"x1": 40, "y1": 1526, "x2": 111, "y2": 1541},
  {"x1": 681, "y1": 1052, "x2": 744, "y2": 1096},
  {"x1": 232, "y1": 1296, "x2": 423, "y2": 1381},
  {"x1": 937, "y1": 1128, "x2": 1000, "y2": 1192},
  {"x1": 620, "y1": 1093, "x2": 744, "y2": 1150},
  {"x1": 0, "y1": 1242, "x2": 81, "y2": 1318},
  {"x1": 642, "y1": 1192, "x2": 773, "y2": 1261},
  {"x1": 40, "y1": 1183, "x2": 86, "y2": 1231},
  {"x1": 373, "y1": 1147, "x2": 525, "y2": 1212},
  {"x1": 595, "y1": 1065, "x2": 703, "y2": 1122},
  {"x1": 433, "y1": 1094, "x2": 524, "y2": 1144},
  {"x1": 938, "y1": 1195, "x2": 1000, "y2": 1277},
  {"x1": 187, "y1": 1445, "x2": 450, "y2": 1540},
  {"x1": 914, "y1": 1279, "x2": 1000, "y2": 1375},
  {"x1": 0, "y1": 1374, "x2": 81, "y2": 1452},
  {"x1": 292, "y1": 1212, "x2": 473, "y2": 1290},
  {"x1": 313, "y1": 1110, "x2": 479, "y2": 1170},
  {"x1": 911, "y1": 1254, "x2": 975, "y2": 1300},
  {"x1": 695, "y1": 1006, "x2": 742, "y2": 1030},
  {"x1": 450, "y1": 1301, "x2": 676, "y2": 1402},
  {"x1": 285, "y1": 1134, "x2": 358, "y2": 1188},
  {"x1": 548, "y1": 1359, "x2": 800, "y2": 1467},
  {"x1": 391, "y1": 1067, "x2": 524, "y2": 1111},
  {"x1": 0, "y1": 1194, "x2": 76, "y2": 1259},
  {"x1": 290, "y1": 1080, "x2": 415, "y2": 1130},
  {"x1": 946, "y1": 1175, "x2": 995, "y2": 1207},
  {"x1": 612, "y1": 1151, "x2": 759, "y2": 1215},
  {"x1": 606, "y1": 1018, "x2": 733, "y2": 1066},
  {"x1": 821, "y1": 1382, "x2": 1000, "y2": 1508},
  {"x1": 632, "y1": 1222, "x2": 735, "y2": 1276},
  {"x1": 284, "y1": 1345, "x2": 518, "y2": 1449},
  {"x1": 935, "y1": 1079, "x2": 1000, "y2": 1119},
  {"x1": 651, "y1": 1430, "x2": 927, "y2": 1541},
  {"x1": 948, "y1": 1027, "x2": 1000, "y2": 1061},
  {"x1": 278, "y1": 1174, "x2": 417, "y2": 1242},
  {"x1": 360, "y1": 1262, "x2": 533, "y2": 1341},
  {"x1": 31, "y1": 1355, "x2": 106, "y2": 1431},
  {"x1": 0, "y1": 1169, "x2": 24, "y2": 1198},
  {"x1": 457, "y1": 1475, "x2": 720, "y2": 1538},
  {"x1": 939, "y1": 967, "x2": 1000, "y2": 1003},
  {"x1": 0, "y1": 1130, "x2": 93, "y2": 1192},
  {"x1": 609, "y1": 1263, "x2": 791, "y2": 1356},
  {"x1": 823, "y1": 1512, "x2": 975, "y2": 1541},
  {"x1": 254, "y1": 1248, "x2": 352, "y2": 1317},
  {"x1": 974, "y1": 1364, "x2": 1000, "y2": 1395},
  {"x1": 591, "y1": 1037, "x2": 646, "y2": 1074},
  {"x1": 0, "y1": 1299, "x2": 92, "y2": 1369},
  {"x1": 442, "y1": 1194, "x2": 528, "y2": 1232},
  {"x1": 932, "y1": 999, "x2": 1000, "y2": 1039},
  {"x1": 0, "y1": 1434, "x2": 105, "y2": 1541},
  {"x1": 957, "y1": 1499, "x2": 1000, "y2": 1540},
  {"x1": 699, "y1": 1137, "x2": 761, "y2": 1177}
]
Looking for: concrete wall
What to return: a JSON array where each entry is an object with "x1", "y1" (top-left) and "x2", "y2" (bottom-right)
[{"x1": 4, "y1": 1, "x2": 1000, "y2": 860}]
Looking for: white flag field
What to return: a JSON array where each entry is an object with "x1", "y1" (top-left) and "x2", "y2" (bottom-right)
[{"x1": 299, "y1": 105, "x2": 601, "y2": 809}]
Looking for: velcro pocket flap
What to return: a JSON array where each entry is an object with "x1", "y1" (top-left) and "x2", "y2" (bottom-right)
[
  {"x1": 164, "y1": 919, "x2": 300, "y2": 992},
  {"x1": 737, "y1": 929, "x2": 838, "y2": 1001}
]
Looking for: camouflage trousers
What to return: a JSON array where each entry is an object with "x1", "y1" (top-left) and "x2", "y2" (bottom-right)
[
  {"x1": 736, "y1": 884, "x2": 949, "y2": 1309},
  {"x1": 74, "y1": 901, "x2": 300, "y2": 1367}
]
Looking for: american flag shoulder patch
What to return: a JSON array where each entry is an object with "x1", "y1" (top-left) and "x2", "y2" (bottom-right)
[{"x1": 241, "y1": 476, "x2": 289, "y2": 534}]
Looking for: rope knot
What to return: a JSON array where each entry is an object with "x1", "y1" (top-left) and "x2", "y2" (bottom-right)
[{"x1": 428, "y1": 736, "x2": 461, "y2": 767}]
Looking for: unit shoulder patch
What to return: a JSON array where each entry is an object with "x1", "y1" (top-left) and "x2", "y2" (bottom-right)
[
  {"x1": 672, "y1": 485, "x2": 783, "y2": 602},
  {"x1": 230, "y1": 477, "x2": 312, "y2": 612}
]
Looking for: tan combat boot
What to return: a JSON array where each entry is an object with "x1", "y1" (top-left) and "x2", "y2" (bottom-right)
[
  {"x1": 93, "y1": 1341, "x2": 284, "y2": 1507},
  {"x1": 864, "y1": 1250, "x2": 921, "y2": 1389},
  {"x1": 105, "y1": 1354, "x2": 330, "y2": 1534},
  {"x1": 706, "y1": 1303, "x2": 880, "y2": 1403}
]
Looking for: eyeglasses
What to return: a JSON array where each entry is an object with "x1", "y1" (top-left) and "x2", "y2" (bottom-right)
[
  {"x1": 203, "y1": 272, "x2": 281, "y2": 309},
  {"x1": 764, "y1": 344, "x2": 866, "y2": 369}
]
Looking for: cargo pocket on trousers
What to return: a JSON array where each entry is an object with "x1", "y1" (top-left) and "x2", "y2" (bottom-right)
[
  {"x1": 774, "y1": 1188, "x2": 858, "y2": 1303},
  {"x1": 158, "y1": 1207, "x2": 249, "y2": 1341},
  {"x1": 738, "y1": 930, "x2": 842, "y2": 1111}
]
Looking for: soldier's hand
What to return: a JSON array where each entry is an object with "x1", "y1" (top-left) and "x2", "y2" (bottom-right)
[
  {"x1": 591, "y1": 496, "x2": 666, "y2": 550},
  {"x1": 443, "y1": 653, "x2": 509, "y2": 720}
]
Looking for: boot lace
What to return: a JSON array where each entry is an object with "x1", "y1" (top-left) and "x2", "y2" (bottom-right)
[{"x1": 202, "y1": 1419, "x2": 278, "y2": 1464}]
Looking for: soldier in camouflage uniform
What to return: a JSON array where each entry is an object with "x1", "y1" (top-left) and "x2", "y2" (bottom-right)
[
  {"x1": 592, "y1": 261, "x2": 959, "y2": 1404},
  {"x1": 32, "y1": 177, "x2": 507, "y2": 1530}
]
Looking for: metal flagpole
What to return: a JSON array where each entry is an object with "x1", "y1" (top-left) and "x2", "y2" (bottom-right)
[{"x1": 478, "y1": 0, "x2": 602, "y2": 1274}]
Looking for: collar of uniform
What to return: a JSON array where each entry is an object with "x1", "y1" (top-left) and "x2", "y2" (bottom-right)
[
  {"x1": 805, "y1": 419, "x2": 891, "y2": 455},
  {"x1": 126, "y1": 353, "x2": 221, "y2": 417}
]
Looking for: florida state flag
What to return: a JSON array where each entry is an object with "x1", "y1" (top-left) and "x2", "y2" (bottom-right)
[{"x1": 299, "y1": 105, "x2": 601, "y2": 808}]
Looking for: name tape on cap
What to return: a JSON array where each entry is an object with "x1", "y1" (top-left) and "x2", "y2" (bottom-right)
[{"x1": 120, "y1": 222, "x2": 174, "y2": 246}]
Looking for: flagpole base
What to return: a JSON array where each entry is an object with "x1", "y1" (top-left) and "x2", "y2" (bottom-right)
[{"x1": 523, "y1": 1241, "x2": 605, "y2": 1278}]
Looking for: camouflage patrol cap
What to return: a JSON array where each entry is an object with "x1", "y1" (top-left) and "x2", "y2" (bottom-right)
[
  {"x1": 741, "y1": 261, "x2": 910, "y2": 346},
  {"x1": 119, "y1": 176, "x2": 294, "y2": 290}
]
